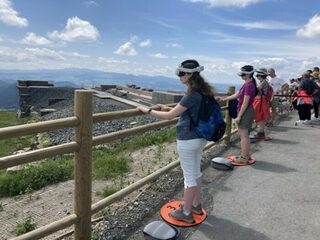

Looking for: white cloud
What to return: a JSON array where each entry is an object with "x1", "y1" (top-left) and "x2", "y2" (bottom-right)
[
  {"x1": 139, "y1": 39, "x2": 151, "y2": 47},
  {"x1": 166, "y1": 43, "x2": 183, "y2": 48},
  {"x1": 98, "y1": 57, "x2": 129, "y2": 64},
  {"x1": 48, "y1": 16, "x2": 99, "y2": 43},
  {"x1": 149, "y1": 19, "x2": 180, "y2": 30},
  {"x1": 84, "y1": 1, "x2": 98, "y2": 7},
  {"x1": 0, "y1": 0, "x2": 28, "y2": 27},
  {"x1": 24, "y1": 48, "x2": 66, "y2": 61},
  {"x1": 223, "y1": 21, "x2": 298, "y2": 30},
  {"x1": 150, "y1": 53, "x2": 169, "y2": 59},
  {"x1": 114, "y1": 42, "x2": 137, "y2": 56},
  {"x1": 129, "y1": 35, "x2": 139, "y2": 43},
  {"x1": 296, "y1": 14, "x2": 320, "y2": 38},
  {"x1": 184, "y1": 0, "x2": 260, "y2": 8},
  {"x1": 0, "y1": 46, "x2": 89, "y2": 64},
  {"x1": 22, "y1": 32, "x2": 52, "y2": 46}
]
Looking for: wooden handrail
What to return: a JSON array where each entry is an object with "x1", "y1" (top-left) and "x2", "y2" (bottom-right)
[
  {"x1": 92, "y1": 103, "x2": 177, "y2": 123},
  {"x1": 0, "y1": 142, "x2": 79, "y2": 169},
  {"x1": 0, "y1": 117, "x2": 79, "y2": 140},
  {"x1": 92, "y1": 118, "x2": 178, "y2": 146}
]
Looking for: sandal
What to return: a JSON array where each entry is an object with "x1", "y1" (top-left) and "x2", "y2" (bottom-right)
[
  {"x1": 253, "y1": 132, "x2": 266, "y2": 140},
  {"x1": 232, "y1": 155, "x2": 249, "y2": 164}
]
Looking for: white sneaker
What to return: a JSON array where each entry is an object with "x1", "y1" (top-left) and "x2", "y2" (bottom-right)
[{"x1": 303, "y1": 120, "x2": 311, "y2": 125}]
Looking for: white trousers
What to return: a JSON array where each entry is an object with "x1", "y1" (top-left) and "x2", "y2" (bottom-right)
[{"x1": 177, "y1": 138, "x2": 207, "y2": 188}]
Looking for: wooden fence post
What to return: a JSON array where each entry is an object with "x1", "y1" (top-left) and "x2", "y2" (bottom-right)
[
  {"x1": 74, "y1": 90, "x2": 93, "y2": 240},
  {"x1": 225, "y1": 86, "x2": 235, "y2": 145}
]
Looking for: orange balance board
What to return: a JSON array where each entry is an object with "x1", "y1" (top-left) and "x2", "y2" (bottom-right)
[
  {"x1": 160, "y1": 200, "x2": 207, "y2": 227},
  {"x1": 227, "y1": 155, "x2": 256, "y2": 166},
  {"x1": 250, "y1": 136, "x2": 272, "y2": 141},
  {"x1": 257, "y1": 136, "x2": 272, "y2": 141}
]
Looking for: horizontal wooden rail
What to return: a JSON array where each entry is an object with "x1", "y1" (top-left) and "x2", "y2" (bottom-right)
[
  {"x1": 0, "y1": 117, "x2": 79, "y2": 140},
  {"x1": 91, "y1": 159, "x2": 180, "y2": 214},
  {"x1": 0, "y1": 142, "x2": 79, "y2": 169},
  {"x1": 11, "y1": 214, "x2": 78, "y2": 240},
  {"x1": 93, "y1": 103, "x2": 177, "y2": 123},
  {"x1": 92, "y1": 118, "x2": 178, "y2": 146}
]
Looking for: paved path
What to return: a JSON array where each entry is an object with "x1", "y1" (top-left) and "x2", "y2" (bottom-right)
[{"x1": 188, "y1": 113, "x2": 320, "y2": 240}]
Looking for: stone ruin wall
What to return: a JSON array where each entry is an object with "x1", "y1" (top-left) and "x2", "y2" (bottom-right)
[
  {"x1": 17, "y1": 80, "x2": 76, "y2": 117},
  {"x1": 17, "y1": 81, "x2": 184, "y2": 118}
]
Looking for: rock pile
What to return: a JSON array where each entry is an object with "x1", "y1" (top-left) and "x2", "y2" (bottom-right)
[{"x1": 38, "y1": 92, "x2": 158, "y2": 145}]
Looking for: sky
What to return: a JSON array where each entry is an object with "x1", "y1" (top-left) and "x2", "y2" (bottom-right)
[{"x1": 0, "y1": 0, "x2": 320, "y2": 84}]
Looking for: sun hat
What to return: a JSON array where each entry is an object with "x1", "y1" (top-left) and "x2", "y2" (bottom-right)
[
  {"x1": 237, "y1": 65, "x2": 255, "y2": 76},
  {"x1": 255, "y1": 68, "x2": 268, "y2": 77}
]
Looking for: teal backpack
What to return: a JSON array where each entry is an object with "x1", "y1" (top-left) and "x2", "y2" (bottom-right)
[{"x1": 188, "y1": 93, "x2": 226, "y2": 142}]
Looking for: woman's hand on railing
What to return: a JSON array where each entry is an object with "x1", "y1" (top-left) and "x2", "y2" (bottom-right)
[
  {"x1": 137, "y1": 106, "x2": 150, "y2": 114},
  {"x1": 157, "y1": 104, "x2": 172, "y2": 112}
]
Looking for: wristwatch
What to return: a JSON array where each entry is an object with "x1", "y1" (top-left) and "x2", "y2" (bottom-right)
[{"x1": 147, "y1": 108, "x2": 153, "y2": 114}]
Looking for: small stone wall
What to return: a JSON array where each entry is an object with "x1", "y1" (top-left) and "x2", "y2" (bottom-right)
[{"x1": 152, "y1": 91, "x2": 184, "y2": 104}]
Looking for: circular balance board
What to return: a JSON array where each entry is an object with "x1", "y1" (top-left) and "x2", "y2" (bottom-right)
[
  {"x1": 160, "y1": 200, "x2": 207, "y2": 227},
  {"x1": 227, "y1": 155, "x2": 256, "y2": 166}
]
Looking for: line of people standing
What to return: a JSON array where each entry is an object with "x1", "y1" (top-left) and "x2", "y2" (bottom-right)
[
  {"x1": 291, "y1": 67, "x2": 320, "y2": 124},
  {"x1": 222, "y1": 66, "x2": 288, "y2": 164}
]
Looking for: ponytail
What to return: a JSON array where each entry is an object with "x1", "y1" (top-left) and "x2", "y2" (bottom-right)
[{"x1": 251, "y1": 76, "x2": 259, "y2": 96}]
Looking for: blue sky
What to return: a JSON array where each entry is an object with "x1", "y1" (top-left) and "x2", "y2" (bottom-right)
[{"x1": 0, "y1": 0, "x2": 320, "y2": 84}]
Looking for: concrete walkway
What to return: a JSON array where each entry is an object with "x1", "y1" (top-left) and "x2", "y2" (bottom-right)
[{"x1": 188, "y1": 113, "x2": 320, "y2": 240}]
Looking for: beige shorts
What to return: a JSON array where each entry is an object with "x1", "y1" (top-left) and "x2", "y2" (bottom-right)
[{"x1": 237, "y1": 106, "x2": 254, "y2": 130}]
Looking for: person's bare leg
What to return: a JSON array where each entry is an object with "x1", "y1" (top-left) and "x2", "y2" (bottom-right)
[
  {"x1": 183, "y1": 186, "x2": 197, "y2": 212},
  {"x1": 238, "y1": 128, "x2": 250, "y2": 158},
  {"x1": 192, "y1": 177, "x2": 202, "y2": 206},
  {"x1": 258, "y1": 121, "x2": 265, "y2": 133}
]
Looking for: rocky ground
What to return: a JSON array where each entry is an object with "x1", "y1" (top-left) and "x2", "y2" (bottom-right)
[{"x1": 38, "y1": 91, "x2": 158, "y2": 145}]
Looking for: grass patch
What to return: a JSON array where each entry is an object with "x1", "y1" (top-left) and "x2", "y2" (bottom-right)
[
  {"x1": 0, "y1": 156, "x2": 74, "y2": 197},
  {"x1": 14, "y1": 216, "x2": 37, "y2": 236},
  {"x1": 0, "y1": 111, "x2": 37, "y2": 157},
  {"x1": 96, "y1": 186, "x2": 118, "y2": 198}
]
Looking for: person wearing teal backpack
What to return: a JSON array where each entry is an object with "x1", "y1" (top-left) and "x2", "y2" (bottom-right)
[{"x1": 138, "y1": 59, "x2": 216, "y2": 223}]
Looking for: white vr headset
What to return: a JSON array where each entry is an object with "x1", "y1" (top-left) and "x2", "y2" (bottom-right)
[
  {"x1": 175, "y1": 64, "x2": 204, "y2": 76},
  {"x1": 237, "y1": 70, "x2": 255, "y2": 76}
]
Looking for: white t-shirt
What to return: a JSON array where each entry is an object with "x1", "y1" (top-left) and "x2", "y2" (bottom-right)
[{"x1": 267, "y1": 76, "x2": 286, "y2": 93}]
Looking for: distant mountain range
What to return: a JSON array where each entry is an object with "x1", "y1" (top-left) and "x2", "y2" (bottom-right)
[{"x1": 0, "y1": 68, "x2": 237, "y2": 109}]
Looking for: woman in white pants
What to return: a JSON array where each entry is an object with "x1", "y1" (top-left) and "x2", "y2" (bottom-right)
[{"x1": 138, "y1": 59, "x2": 215, "y2": 223}]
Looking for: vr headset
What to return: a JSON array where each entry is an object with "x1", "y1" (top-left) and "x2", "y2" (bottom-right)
[{"x1": 175, "y1": 64, "x2": 204, "y2": 77}]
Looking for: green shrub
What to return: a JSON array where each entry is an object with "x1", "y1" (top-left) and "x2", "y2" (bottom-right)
[
  {"x1": 0, "y1": 158, "x2": 73, "y2": 197},
  {"x1": 14, "y1": 216, "x2": 37, "y2": 236},
  {"x1": 97, "y1": 186, "x2": 118, "y2": 198}
]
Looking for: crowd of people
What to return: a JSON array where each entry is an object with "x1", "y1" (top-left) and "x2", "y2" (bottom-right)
[
  {"x1": 288, "y1": 67, "x2": 320, "y2": 124},
  {"x1": 137, "y1": 59, "x2": 319, "y2": 224}
]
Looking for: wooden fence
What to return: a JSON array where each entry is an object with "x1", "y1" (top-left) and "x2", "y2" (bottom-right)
[{"x1": 0, "y1": 87, "x2": 236, "y2": 240}]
